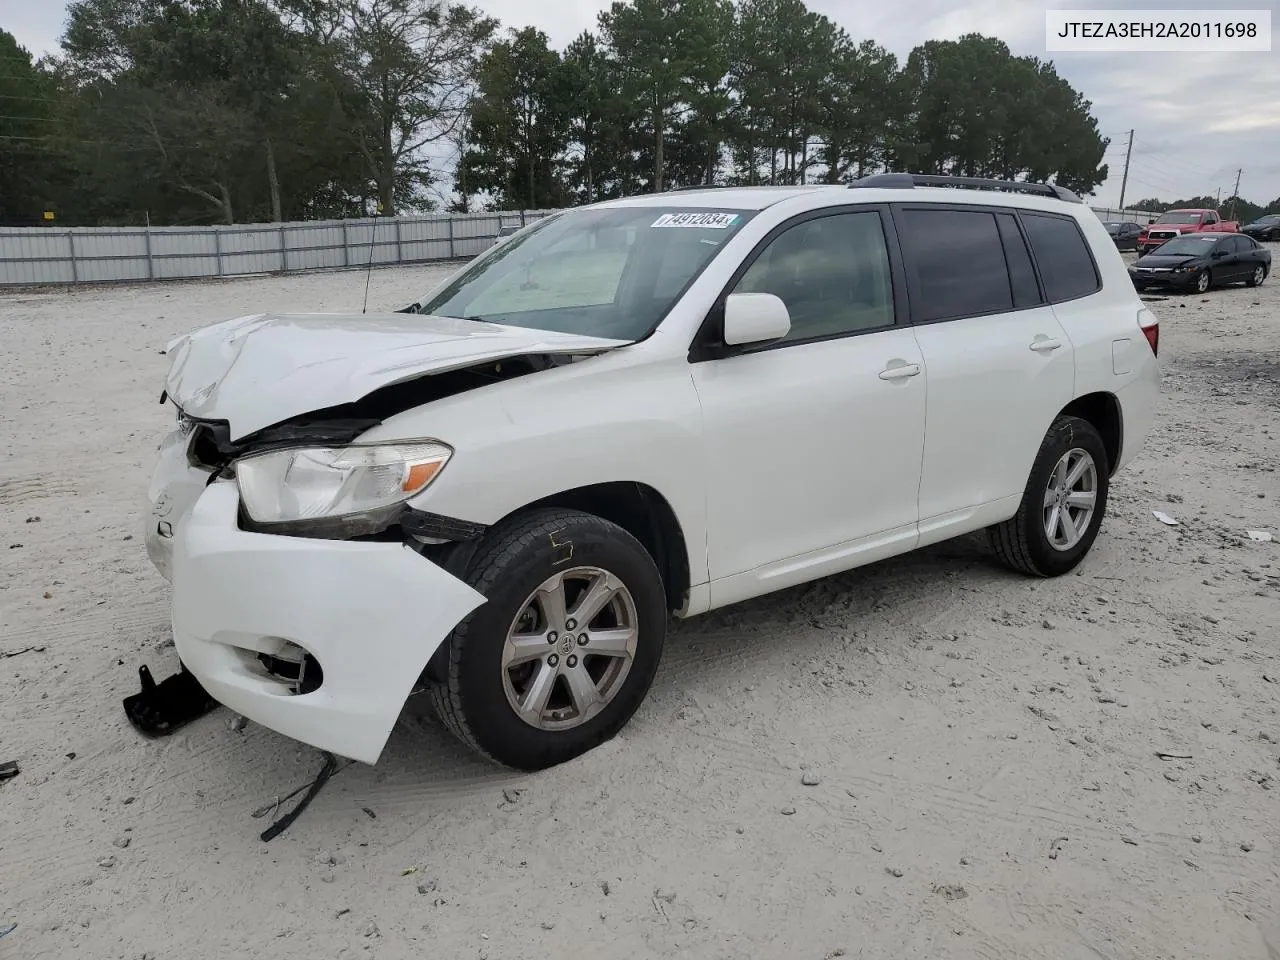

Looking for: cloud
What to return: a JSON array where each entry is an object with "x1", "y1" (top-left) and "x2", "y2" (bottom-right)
[{"x1": 7, "y1": 0, "x2": 1279, "y2": 205}]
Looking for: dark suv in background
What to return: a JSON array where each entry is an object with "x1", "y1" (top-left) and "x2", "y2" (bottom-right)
[
  {"x1": 1242, "y1": 215, "x2": 1280, "y2": 242},
  {"x1": 1104, "y1": 221, "x2": 1142, "y2": 251}
]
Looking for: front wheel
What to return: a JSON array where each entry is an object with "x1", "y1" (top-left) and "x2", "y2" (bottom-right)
[
  {"x1": 428, "y1": 507, "x2": 667, "y2": 771},
  {"x1": 988, "y1": 416, "x2": 1110, "y2": 578},
  {"x1": 1194, "y1": 269, "x2": 1212, "y2": 294},
  {"x1": 1246, "y1": 264, "x2": 1267, "y2": 287}
]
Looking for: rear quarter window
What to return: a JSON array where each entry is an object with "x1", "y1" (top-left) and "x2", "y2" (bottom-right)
[{"x1": 1019, "y1": 213, "x2": 1101, "y2": 303}]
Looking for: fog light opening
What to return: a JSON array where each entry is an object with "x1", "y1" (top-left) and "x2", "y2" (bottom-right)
[{"x1": 256, "y1": 642, "x2": 324, "y2": 695}]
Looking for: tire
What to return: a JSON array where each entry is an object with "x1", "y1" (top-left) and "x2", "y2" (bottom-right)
[
  {"x1": 428, "y1": 507, "x2": 667, "y2": 771},
  {"x1": 1246, "y1": 264, "x2": 1267, "y2": 287},
  {"x1": 1194, "y1": 269, "x2": 1211, "y2": 294},
  {"x1": 988, "y1": 415, "x2": 1110, "y2": 578}
]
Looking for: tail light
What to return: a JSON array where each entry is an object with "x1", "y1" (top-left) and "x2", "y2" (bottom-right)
[{"x1": 1137, "y1": 307, "x2": 1159, "y2": 357}]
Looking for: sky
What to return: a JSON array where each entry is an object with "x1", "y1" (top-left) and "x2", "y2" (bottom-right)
[{"x1": 4, "y1": 0, "x2": 1278, "y2": 210}]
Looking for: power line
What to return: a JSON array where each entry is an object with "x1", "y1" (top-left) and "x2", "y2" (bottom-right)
[
  {"x1": 1134, "y1": 151, "x2": 1217, "y2": 184},
  {"x1": 1124, "y1": 173, "x2": 1185, "y2": 199}
]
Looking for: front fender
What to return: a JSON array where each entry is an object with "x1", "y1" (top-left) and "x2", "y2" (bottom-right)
[{"x1": 366, "y1": 354, "x2": 710, "y2": 588}]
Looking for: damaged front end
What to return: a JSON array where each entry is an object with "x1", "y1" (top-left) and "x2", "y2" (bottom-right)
[{"x1": 126, "y1": 351, "x2": 583, "y2": 745}]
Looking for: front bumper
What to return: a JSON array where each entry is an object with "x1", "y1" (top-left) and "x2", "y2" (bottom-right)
[
  {"x1": 144, "y1": 426, "x2": 213, "y2": 582},
  {"x1": 1129, "y1": 268, "x2": 1199, "y2": 290},
  {"x1": 167, "y1": 481, "x2": 486, "y2": 764}
]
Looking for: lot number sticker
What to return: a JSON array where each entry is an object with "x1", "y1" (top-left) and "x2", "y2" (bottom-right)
[{"x1": 651, "y1": 212, "x2": 740, "y2": 229}]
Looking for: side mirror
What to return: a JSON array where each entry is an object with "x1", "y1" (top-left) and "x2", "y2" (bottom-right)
[
  {"x1": 722, "y1": 292, "x2": 791, "y2": 346},
  {"x1": 1211, "y1": 250, "x2": 1228, "y2": 258}
]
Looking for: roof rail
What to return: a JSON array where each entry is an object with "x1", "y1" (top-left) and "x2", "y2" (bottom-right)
[
  {"x1": 850, "y1": 172, "x2": 1083, "y2": 204},
  {"x1": 668, "y1": 183, "x2": 727, "y2": 191}
]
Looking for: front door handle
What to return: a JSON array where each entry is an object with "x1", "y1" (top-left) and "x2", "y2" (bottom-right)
[
  {"x1": 1029, "y1": 337, "x2": 1063, "y2": 353},
  {"x1": 878, "y1": 362, "x2": 921, "y2": 381}
]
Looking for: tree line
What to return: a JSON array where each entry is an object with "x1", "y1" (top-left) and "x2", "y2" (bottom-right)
[{"x1": 3, "y1": 0, "x2": 1122, "y2": 227}]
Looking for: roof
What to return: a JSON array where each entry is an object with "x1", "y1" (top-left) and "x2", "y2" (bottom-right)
[
  {"x1": 588, "y1": 181, "x2": 1092, "y2": 216},
  {"x1": 595, "y1": 185, "x2": 836, "y2": 211}
]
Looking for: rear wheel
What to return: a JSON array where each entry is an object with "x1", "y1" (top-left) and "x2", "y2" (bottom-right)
[
  {"x1": 1246, "y1": 264, "x2": 1266, "y2": 287},
  {"x1": 428, "y1": 508, "x2": 667, "y2": 770},
  {"x1": 988, "y1": 416, "x2": 1110, "y2": 578}
]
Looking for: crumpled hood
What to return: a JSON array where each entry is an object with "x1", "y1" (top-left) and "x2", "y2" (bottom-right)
[{"x1": 163, "y1": 311, "x2": 629, "y2": 440}]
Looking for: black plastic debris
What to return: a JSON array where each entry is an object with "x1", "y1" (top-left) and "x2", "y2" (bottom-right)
[
  {"x1": 0, "y1": 760, "x2": 19, "y2": 782},
  {"x1": 260, "y1": 753, "x2": 340, "y2": 843},
  {"x1": 122, "y1": 663, "x2": 220, "y2": 737}
]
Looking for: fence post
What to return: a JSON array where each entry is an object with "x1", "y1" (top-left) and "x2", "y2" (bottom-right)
[
  {"x1": 342, "y1": 220, "x2": 350, "y2": 267},
  {"x1": 520, "y1": 209, "x2": 527, "y2": 228},
  {"x1": 395, "y1": 217, "x2": 403, "y2": 264},
  {"x1": 279, "y1": 225, "x2": 287, "y2": 273},
  {"x1": 144, "y1": 226, "x2": 154, "y2": 280},
  {"x1": 214, "y1": 228, "x2": 223, "y2": 277},
  {"x1": 67, "y1": 231, "x2": 78, "y2": 283},
  {"x1": 447, "y1": 216, "x2": 455, "y2": 259}
]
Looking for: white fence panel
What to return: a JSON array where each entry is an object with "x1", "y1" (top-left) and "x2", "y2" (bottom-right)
[
  {"x1": 1091, "y1": 207, "x2": 1158, "y2": 221},
  {"x1": 0, "y1": 210, "x2": 559, "y2": 287},
  {"x1": 2, "y1": 203, "x2": 1138, "y2": 287}
]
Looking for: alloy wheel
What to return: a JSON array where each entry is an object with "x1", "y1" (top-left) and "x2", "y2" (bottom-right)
[
  {"x1": 500, "y1": 566, "x2": 639, "y2": 731},
  {"x1": 1043, "y1": 448, "x2": 1098, "y2": 552}
]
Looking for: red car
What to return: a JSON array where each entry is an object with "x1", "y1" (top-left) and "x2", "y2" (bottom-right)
[{"x1": 1137, "y1": 209, "x2": 1239, "y2": 255}]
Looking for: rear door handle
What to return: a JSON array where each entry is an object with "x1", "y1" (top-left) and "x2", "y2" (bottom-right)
[
  {"x1": 878, "y1": 362, "x2": 921, "y2": 381},
  {"x1": 1029, "y1": 337, "x2": 1063, "y2": 353}
]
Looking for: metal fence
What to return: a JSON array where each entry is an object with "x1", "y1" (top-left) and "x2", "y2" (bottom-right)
[
  {"x1": 0, "y1": 203, "x2": 1156, "y2": 287},
  {"x1": 1090, "y1": 207, "x2": 1159, "y2": 222},
  {"x1": 0, "y1": 209, "x2": 565, "y2": 287}
]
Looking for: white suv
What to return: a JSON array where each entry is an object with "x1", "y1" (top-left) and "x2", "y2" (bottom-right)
[{"x1": 143, "y1": 174, "x2": 1160, "y2": 770}]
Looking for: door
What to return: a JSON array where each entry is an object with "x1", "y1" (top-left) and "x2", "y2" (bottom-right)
[
  {"x1": 690, "y1": 207, "x2": 926, "y2": 582},
  {"x1": 893, "y1": 205, "x2": 1078, "y2": 527},
  {"x1": 1220, "y1": 235, "x2": 1250, "y2": 280}
]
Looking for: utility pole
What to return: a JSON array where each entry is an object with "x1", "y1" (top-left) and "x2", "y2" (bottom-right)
[
  {"x1": 1117, "y1": 129, "x2": 1134, "y2": 212},
  {"x1": 1227, "y1": 168, "x2": 1242, "y2": 219}
]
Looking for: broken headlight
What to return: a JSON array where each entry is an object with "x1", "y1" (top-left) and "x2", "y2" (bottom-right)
[{"x1": 235, "y1": 441, "x2": 452, "y2": 526}]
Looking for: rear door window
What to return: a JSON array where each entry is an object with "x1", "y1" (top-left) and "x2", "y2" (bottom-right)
[
  {"x1": 896, "y1": 208, "x2": 1013, "y2": 322},
  {"x1": 1019, "y1": 213, "x2": 1101, "y2": 303}
]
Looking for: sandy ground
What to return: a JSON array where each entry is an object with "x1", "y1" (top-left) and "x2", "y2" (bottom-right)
[{"x1": 1, "y1": 255, "x2": 1278, "y2": 960}]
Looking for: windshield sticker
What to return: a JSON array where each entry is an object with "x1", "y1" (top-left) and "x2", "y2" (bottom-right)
[{"x1": 651, "y1": 212, "x2": 740, "y2": 229}]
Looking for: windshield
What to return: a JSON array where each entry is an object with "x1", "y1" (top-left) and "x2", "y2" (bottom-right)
[
  {"x1": 416, "y1": 206, "x2": 756, "y2": 341},
  {"x1": 1154, "y1": 211, "x2": 1204, "y2": 224},
  {"x1": 1150, "y1": 235, "x2": 1219, "y2": 256},
  {"x1": 1252, "y1": 215, "x2": 1280, "y2": 224},
  {"x1": 1104, "y1": 222, "x2": 1120, "y2": 233}
]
